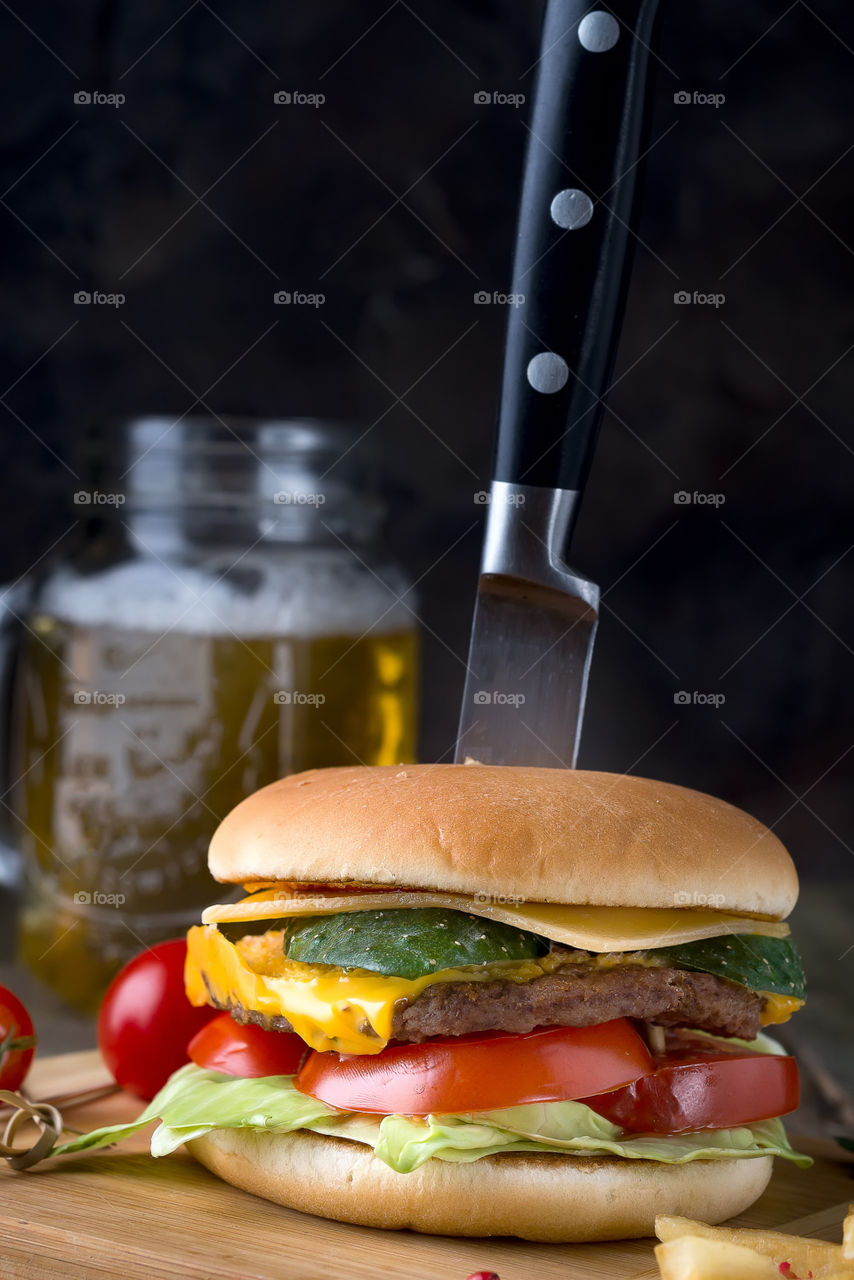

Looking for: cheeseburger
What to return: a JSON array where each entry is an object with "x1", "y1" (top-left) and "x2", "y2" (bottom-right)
[{"x1": 130, "y1": 766, "x2": 811, "y2": 1239}]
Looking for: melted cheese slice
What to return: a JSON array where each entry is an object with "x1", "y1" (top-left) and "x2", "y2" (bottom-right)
[
  {"x1": 759, "y1": 992, "x2": 804, "y2": 1026},
  {"x1": 201, "y1": 889, "x2": 790, "y2": 952},
  {"x1": 185, "y1": 924, "x2": 558, "y2": 1055}
]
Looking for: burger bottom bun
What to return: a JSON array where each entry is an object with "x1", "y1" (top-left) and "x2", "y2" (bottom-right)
[{"x1": 188, "y1": 1128, "x2": 773, "y2": 1242}]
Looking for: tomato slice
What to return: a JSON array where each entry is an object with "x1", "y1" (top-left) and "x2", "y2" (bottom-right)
[
  {"x1": 585, "y1": 1036, "x2": 800, "y2": 1133},
  {"x1": 188, "y1": 1013, "x2": 308, "y2": 1078},
  {"x1": 296, "y1": 1019, "x2": 653, "y2": 1115}
]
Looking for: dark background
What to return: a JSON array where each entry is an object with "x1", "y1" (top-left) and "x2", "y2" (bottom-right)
[{"x1": 0, "y1": 0, "x2": 852, "y2": 882}]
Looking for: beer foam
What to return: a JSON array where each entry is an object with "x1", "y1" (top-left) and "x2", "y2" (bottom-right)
[{"x1": 39, "y1": 553, "x2": 414, "y2": 637}]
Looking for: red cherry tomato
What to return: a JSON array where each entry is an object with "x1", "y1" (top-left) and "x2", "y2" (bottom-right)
[
  {"x1": 585, "y1": 1037, "x2": 800, "y2": 1133},
  {"x1": 296, "y1": 1019, "x2": 653, "y2": 1115},
  {"x1": 97, "y1": 938, "x2": 218, "y2": 1100},
  {"x1": 188, "y1": 1013, "x2": 307, "y2": 1077},
  {"x1": 0, "y1": 986, "x2": 36, "y2": 1092}
]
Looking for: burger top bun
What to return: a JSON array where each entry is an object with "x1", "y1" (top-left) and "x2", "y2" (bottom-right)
[{"x1": 207, "y1": 765, "x2": 798, "y2": 920}]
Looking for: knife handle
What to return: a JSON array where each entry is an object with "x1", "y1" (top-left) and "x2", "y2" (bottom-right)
[{"x1": 494, "y1": 0, "x2": 663, "y2": 496}]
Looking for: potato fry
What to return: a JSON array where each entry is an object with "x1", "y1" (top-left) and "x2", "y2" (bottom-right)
[
  {"x1": 843, "y1": 1204, "x2": 854, "y2": 1261},
  {"x1": 654, "y1": 1236, "x2": 779, "y2": 1279},
  {"x1": 655, "y1": 1214, "x2": 854, "y2": 1276}
]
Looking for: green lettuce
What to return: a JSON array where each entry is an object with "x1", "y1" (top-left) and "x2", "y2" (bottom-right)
[
  {"x1": 53, "y1": 1065, "x2": 381, "y2": 1159},
  {"x1": 55, "y1": 1065, "x2": 811, "y2": 1174}
]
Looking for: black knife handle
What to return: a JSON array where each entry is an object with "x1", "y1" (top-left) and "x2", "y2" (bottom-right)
[{"x1": 494, "y1": 0, "x2": 663, "y2": 494}]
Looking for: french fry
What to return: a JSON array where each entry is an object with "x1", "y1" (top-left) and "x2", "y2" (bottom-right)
[
  {"x1": 843, "y1": 1204, "x2": 854, "y2": 1261},
  {"x1": 654, "y1": 1235, "x2": 779, "y2": 1279},
  {"x1": 655, "y1": 1215, "x2": 854, "y2": 1278}
]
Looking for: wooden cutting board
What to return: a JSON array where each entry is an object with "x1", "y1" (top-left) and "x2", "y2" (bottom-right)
[{"x1": 0, "y1": 1051, "x2": 851, "y2": 1280}]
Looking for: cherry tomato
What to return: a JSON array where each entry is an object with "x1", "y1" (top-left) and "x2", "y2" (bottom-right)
[
  {"x1": 188, "y1": 1013, "x2": 307, "y2": 1077},
  {"x1": 296, "y1": 1019, "x2": 653, "y2": 1115},
  {"x1": 98, "y1": 938, "x2": 218, "y2": 1100},
  {"x1": 585, "y1": 1037, "x2": 800, "y2": 1133},
  {"x1": 0, "y1": 986, "x2": 36, "y2": 1092}
]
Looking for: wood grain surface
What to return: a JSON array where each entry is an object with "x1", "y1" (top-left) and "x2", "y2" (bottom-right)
[{"x1": 0, "y1": 1051, "x2": 851, "y2": 1280}]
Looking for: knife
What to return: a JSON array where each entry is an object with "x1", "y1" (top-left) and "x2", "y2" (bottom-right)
[{"x1": 456, "y1": 0, "x2": 664, "y2": 768}]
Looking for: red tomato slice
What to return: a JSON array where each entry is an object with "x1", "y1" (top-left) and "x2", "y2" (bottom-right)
[
  {"x1": 585, "y1": 1041, "x2": 800, "y2": 1133},
  {"x1": 296, "y1": 1019, "x2": 653, "y2": 1115},
  {"x1": 188, "y1": 1013, "x2": 308, "y2": 1078}
]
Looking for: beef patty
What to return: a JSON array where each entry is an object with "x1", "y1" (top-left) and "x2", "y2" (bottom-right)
[{"x1": 209, "y1": 961, "x2": 762, "y2": 1043}]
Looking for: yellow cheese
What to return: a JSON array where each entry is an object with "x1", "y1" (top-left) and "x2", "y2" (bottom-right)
[
  {"x1": 185, "y1": 924, "x2": 558, "y2": 1055},
  {"x1": 759, "y1": 992, "x2": 804, "y2": 1026},
  {"x1": 201, "y1": 890, "x2": 790, "y2": 953}
]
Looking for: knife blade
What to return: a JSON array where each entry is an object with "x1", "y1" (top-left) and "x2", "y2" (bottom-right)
[
  {"x1": 456, "y1": 0, "x2": 664, "y2": 767},
  {"x1": 457, "y1": 483, "x2": 598, "y2": 768}
]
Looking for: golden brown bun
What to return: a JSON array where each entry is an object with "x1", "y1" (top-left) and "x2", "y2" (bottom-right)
[
  {"x1": 188, "y1": 1129, "x2": 773, "y2": 1241},
  {"x1": 208, "y1": 765, "x2": 798, "y2": 918}
]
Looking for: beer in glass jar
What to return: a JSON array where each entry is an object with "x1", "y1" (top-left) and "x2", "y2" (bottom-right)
[{"x1": 13, "y1": 419, "x2": 418, "y2": 1010}]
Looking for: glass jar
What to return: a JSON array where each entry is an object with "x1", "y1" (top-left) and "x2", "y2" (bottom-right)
[{"x1": 13, "y1": 418, "x2": 418, "y2": 1011}]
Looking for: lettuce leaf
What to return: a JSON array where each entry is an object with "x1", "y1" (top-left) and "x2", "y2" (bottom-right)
[
  {"x1": 54, "y1": 1065, "x2": 374, "y2": 1159},
  {"x1": 55, "y1": 1065, "x2": 811, "y2": 1174},
  {"x1": 376, "y1": 1102, "x2": 810, "y2": 1172}
]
